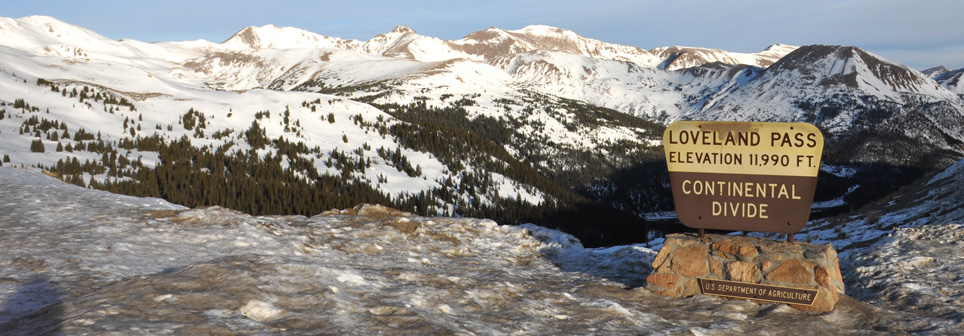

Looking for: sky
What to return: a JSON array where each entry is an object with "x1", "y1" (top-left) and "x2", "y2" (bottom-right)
[{"x1": 2, "y1": 0, "x2": 962, "y2": 70}]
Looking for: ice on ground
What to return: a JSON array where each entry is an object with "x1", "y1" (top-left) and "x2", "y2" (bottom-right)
[
  {"x1": 844, "y1": 224, "x2": 964, "y2": 323},
  {"x1": 1, "y1": 167, "x2": 962, "y2": 334}
]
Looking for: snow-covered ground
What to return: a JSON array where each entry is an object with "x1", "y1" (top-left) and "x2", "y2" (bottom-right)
[{"x1": 1, "y1": 166, "x2": 962, "y2": 335}]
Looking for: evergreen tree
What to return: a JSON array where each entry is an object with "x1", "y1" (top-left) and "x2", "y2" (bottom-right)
[{"x1": 30, "y1": 139, "x2": 45, "y2": 153}]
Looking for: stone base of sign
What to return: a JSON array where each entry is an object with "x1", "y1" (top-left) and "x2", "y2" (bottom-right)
[{"x1": 645, "y1": 233, "x2": 844, "y2": 312}]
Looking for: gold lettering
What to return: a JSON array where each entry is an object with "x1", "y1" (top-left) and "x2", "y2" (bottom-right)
[
  {"x1": 711, "y1": 201, "x2": 769, "y2": 218},
  {"x1": 682, "y1": 180, "x2": 803, "y2": 200}
]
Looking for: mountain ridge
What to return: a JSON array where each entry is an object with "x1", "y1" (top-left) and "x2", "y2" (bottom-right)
[{"x1": 0, "y1": 16, "x2": 803, "y2": 73}]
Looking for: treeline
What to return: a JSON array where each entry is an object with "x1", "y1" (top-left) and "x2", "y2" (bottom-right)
[
  {"x1": 89, "y1": 136, "x2": 408, "y2": 216},
  {"x1": 35, "y1": 78, "x2": 136, "y2": 112},
  {"x1": 30, "y1": 92, "x2": 669, "y2": 246},
  {"x1": 34, "y1": 106, "x2": 430, "y2": 218},
  {"x1": 382, "y1": 97, "x2": 674, "y2": 218},
  {"x1": 375, "y1": 99, "x2": 664, "y2": 246}
]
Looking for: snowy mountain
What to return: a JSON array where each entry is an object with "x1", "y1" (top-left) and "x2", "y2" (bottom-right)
[
  {"x1": 922, "y1": 65, "x2": 951, "y2": 77},
  {"x1": 690, "y1": 45, "x2": 962, "y2": 125},
  {"x1": 451, "y1": 25, "x2": 661, "y2": 65},
  {"x1": 692, "y1": 45, "x2": 964, "y2": 159},
  {"x1": 650, "y1": 43, "x2": 797, "y2": 70},
  {"x1": 921, "y1": 65, "x2": 964, "y2": 94},
  {"x1": 222, "y1": 24, "x2": 362, "y2": 50},
  {"x1": 1, "y1": 15, "x2": 963, "y2": 246},
  {"x1": 933, "y1": 67, "x2": 964, "y2": 95},
  {"x1": 360, "y1": 25, "x2": 473, "y2": 62}
]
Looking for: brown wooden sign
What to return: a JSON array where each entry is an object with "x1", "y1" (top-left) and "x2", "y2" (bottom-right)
[
  {"x1": 664, "y1": 121, "x2": 824, "y2": 233},
  {"x1": 698, "y1": 278, "x2": 818, "y2": 306}
]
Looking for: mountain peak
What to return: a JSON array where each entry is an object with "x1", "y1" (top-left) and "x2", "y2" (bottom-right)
[
  {"x1": 221, "y1": 24, "x2": 358, "y2": 50},
  {"x1": 922, "y1": 65, "x2": 951, "y2": 77},
  {"x1": 761, "y1": 44, "x2": 798, "y2": 53},
  {"x1": 513, "y1": 25, "x2": 574, "y2": 36},
  {"x1": 223, "y1": 25, "x2": 281, "y2": 48},
  {"x1": 768, "y1": 45, "x2": 864, "y2": 73},
  {"x1": 9, "y1": 14, "x2": 81, "y2": 29},
  {"x1": 390, "y1": 25, "x2": 416, "y2": 34},
  {"x1": 933, "y1": 67, "x2": 964, "y2": 94},
  {"x1": 758, "y1": 44, "x2": 952, "y2": 101},
  {"x1": 0, "y1": 15, "x2": 120, "y2": 55}
]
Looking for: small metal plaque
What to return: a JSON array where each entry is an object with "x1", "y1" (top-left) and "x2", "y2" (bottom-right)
[{"x1": 698, "y1": 278, "x2": 818, "y2": 306}]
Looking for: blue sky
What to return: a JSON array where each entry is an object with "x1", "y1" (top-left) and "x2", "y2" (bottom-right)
[{"x1": 3, "y1": 0, "x2": 963, "y2": 70}]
